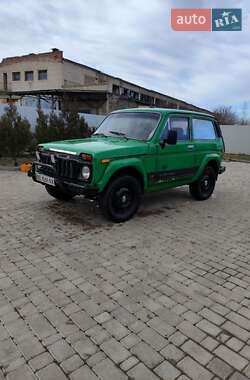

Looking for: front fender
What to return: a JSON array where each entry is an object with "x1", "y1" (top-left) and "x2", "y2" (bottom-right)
[
  {"x1": 97, "y1": 158, "x2": 147, "y2": 192},
  {"x1": 194, "y1": 153, "x2": 221, "y2": 180}
]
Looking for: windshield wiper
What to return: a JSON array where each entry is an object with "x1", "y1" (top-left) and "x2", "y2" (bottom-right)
[
  {"x1": 93, "y1": 133, "x2": 107, "y2": 137},
  {"x1": 109, "y1": 131, "x2": 128, "y2": 139}
]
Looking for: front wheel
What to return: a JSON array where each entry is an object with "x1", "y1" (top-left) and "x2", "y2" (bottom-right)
[
  {"x1": 45, "y1": 185, "x2": 76, "y2": 201},
  {"x1": 99, "y1": 175, "x2": 142, "y2": 222},
  {"x1": 189, "y1": 166, "x2": 216, "y2": 200}
]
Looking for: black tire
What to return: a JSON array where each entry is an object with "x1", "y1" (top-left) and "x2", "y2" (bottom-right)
[
  {"x1": 45, "y1": 185, "x2": 75, "y2": 201},
  {"x1": 189, "y1": 166, "x2": 216, "y2": 201},
  {"x1": 99, "y1": 175, "x2": 142, "y2": 222}
]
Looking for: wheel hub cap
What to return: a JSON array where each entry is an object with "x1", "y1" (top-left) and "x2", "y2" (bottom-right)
[
  {"x1": 114, "y1": 187, "x2": 132, "y2": 210},
  {"x1": 121, "y1": 195, "x2": 127, "y2": 203},
  {"x1": 201, "y1": 174, "x2": 212, "y2": 192}
]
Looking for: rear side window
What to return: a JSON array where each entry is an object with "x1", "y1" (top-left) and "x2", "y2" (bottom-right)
[
  {"x1": 192, "y1": 119, "x2": 216, "y2": 140},
  {"x1": 169, "y1": 117, "x2": 189, "y2": 141}
]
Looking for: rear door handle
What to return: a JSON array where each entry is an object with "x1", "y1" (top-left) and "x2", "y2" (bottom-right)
[{"x1": 187, "y1": 144, "x2": 195, "y2": 150}]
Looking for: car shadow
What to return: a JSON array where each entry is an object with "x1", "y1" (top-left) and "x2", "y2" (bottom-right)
[
  {"x1": 44, "y1": 186, "x2": 191, "y2": 226},
  {"x1": 141, "y1": 186, "x2": 191, "y2": 210}
]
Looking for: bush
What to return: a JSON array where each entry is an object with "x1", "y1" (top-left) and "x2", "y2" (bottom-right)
[
  {"x1": 64, "y1": 111, "x2": 91, "y2": 139},
  {"x1": 0, "y1": 104, "x2": 32, "y2": 165},
  {"x1": 0, "y1": 106, "x2": 92, "y2": 163},
  {"x1": 35, "y1": 108, "x2": 49, "y2": 144},
  {"x1": 35, "y1": 108, "x2": 91, "y2": 144}
]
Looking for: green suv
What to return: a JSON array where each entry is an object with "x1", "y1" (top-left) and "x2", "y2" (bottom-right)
[{"x1": 30, "y1": 108, "x2": 225, "y2": 222}]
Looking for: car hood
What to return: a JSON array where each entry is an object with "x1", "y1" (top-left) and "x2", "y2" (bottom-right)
[{"x1": 41, "y1": 137, "x2": 148, "y2": 158}]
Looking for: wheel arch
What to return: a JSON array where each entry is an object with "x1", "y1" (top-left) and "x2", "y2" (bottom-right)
[
  {"x1": 104, "y1": 166, "x2": 145, "y2": 192},
  {"x1": 97, "y1": 159, "x2": 146, "y2": 194},
  {"x1": 206, "y1": 159, "x2": 220, "y2": 178},
  {"x1": 195, "y1": 155, "x2": 221, "y2": 180}
]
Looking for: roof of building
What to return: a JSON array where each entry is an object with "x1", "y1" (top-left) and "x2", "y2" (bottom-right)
[{"x1": 64, "y1": 58, "x2": 211, "y2": 113}]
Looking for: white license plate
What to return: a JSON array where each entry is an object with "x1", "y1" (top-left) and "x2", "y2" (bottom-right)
[{"x1": 36, "y1": 173, "x2": 55, "y2": 186}]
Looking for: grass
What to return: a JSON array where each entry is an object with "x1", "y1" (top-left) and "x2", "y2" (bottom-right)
[{"x1": 224, "y1": 153, "x2": 250, "y2": 162}]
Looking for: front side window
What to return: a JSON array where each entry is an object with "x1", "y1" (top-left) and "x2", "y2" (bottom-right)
[
  {"x1": 38, "y1": 70, "x2": 47, "y2": 80},
  {"x1": 12, "y1": 72, "x2": 20, "y2": 81},
  {"x1": 169, "y1": 117, "x2": 189, "y2": 141},
  {"x1": 192, "y1": 119, "x2": 216, "y2": 140},
  {"x1": 94, "y1": 112, "x2": 160, "y2": 141},
  {"x1": 25, "y1": 71, "x2": 33, "y2": 81}
]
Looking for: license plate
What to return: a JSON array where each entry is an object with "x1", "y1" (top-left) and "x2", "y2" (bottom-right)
[{"x1": 36, "y1": 173, "x2": 55, "y2": 186}]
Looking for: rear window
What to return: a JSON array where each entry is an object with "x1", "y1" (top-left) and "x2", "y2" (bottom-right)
[{"x1": 192, "y1": 119, "x2": 217, "y2": 140}]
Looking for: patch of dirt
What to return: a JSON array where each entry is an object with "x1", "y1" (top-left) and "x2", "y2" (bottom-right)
[
  {"x1": 137, "y1": 208, "x2": 165, "y2": 217},
  {"x1": 46, "y1": 202, "x2": 112, "y2": 231}
]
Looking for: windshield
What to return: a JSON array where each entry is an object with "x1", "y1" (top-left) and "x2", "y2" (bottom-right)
[{"x1": 94, "y1": 112, "x2": 160, "y2": 141}]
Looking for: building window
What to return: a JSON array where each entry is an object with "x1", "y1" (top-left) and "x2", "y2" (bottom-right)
[
  {"x1": 12, "y1": 72, "x2": 20, "y2": 81},
  {"x1": 3, "y1": 73, "x2": 7, "y2": 91},
  {"x1": 112, "y1": 84, "x2": 120, "y2": 95},
  {"x1": 123, "y1": 88, "x2": 129, "y2": 97},
  {"x1": 38, "y1": 69, "x2": 47, "y2": 80},
  {"x1": 25, "y1": 71, "x2": 34, "y2": 81},
  {"x1": 141, "y1": 94, "x2": 153, "y2": 104},
  {"x1": 133, "y1": 91, "x2": 139, "y2": 100}
]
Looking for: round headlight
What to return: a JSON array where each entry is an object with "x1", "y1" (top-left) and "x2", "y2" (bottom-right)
[{"x1": 81, "y1": 166, "x2": 90, "y2": 180}]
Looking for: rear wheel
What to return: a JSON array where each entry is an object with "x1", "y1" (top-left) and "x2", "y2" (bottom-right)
[
  {"x1": 99, "y1": 175, "x2": 142, "y2": 222},
  {"x1": 189, "y1": 166, "x2": 216, "y2": 200},
  {"x1": 45, "y1": 185, "x2": 75, "y2": 201}
]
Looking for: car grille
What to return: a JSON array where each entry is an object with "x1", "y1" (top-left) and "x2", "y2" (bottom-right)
[
  {"x1": 55, "y1": 157, "x2": 80, "y2": 179},
  {"x1": 39, "y1": 151, "x2": 81, "y2": 179},
  {"x1": 40, "y1": 151, "x2": 52, "y2": 165}
]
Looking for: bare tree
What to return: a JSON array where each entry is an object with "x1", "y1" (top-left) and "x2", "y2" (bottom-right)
[{"x1": 213, "y1": 106, "x2": 238, "y2": 125}]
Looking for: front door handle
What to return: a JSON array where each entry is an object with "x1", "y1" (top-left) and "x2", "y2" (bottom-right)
[{"x1": 187, "y1": 144, "x2": 194, "y2": 150}]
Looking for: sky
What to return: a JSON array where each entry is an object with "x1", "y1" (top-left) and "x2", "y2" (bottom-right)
[{"x1": 0, "y1": 0, "x2": 249, "y2": 115}]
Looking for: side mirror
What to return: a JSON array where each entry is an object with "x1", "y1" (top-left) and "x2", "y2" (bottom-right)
[{"x1": 166, "y1": 129, "x2": 177, "y2": 145}]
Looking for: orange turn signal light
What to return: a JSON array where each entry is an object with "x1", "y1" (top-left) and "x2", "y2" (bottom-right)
[{"x1": 100, "y1": 159, "x2": 110, "y2": 164}]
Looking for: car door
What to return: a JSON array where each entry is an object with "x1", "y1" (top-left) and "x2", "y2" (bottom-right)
[{"x1": 154, "y1": 114, "x2": 196, "y2": 189}]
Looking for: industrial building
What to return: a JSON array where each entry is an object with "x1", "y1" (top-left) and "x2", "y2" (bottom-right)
[{"x1": 0, "y1": 49, "x2": 210, "y2": 115}]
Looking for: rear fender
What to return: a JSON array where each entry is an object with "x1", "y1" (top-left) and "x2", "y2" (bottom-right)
[{"x1": 193, "y1": 154, "x2": 221, "y2": 181}]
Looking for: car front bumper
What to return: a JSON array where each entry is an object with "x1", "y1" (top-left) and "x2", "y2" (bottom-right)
[{"x1": 28, "y1": 161, "x2": 98, "y2": 198}]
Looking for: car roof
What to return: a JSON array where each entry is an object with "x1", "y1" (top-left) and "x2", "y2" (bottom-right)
[{"x1": 111, "y1": 107, "x2": 214, "y2": 119}]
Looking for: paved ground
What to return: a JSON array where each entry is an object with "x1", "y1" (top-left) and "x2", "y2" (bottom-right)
[{"x1": 0, "y1": 162, "x2": 250, "y2": 380}]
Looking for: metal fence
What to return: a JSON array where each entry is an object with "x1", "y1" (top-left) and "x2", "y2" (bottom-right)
[{"x1": 221, "y1": 125, "x2": 250, "y2": 155}]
